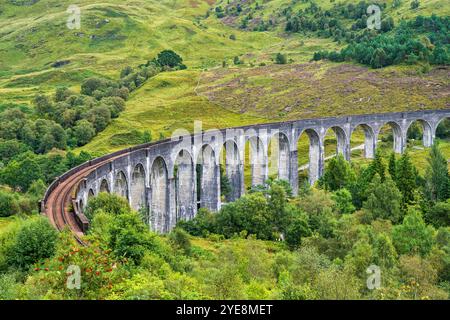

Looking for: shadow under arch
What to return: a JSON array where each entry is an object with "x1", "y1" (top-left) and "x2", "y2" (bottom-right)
[
  {"x1": 114, "y1": 171, "x2": 129, "y2": 201},
  {"x1": 406, "y1": 119, "x2": 434, "y2": 148},
  {"x1": 350, "y1": 124, "x2": 376, "y2": 159},
  {"x1": 99, "y1": 178, "x2": 110, "y2": 193},
  {"x1": 297, "y1": 128, "x2": 321, "y2": 185},
  {"x1": 436, "y1": 117, "x2": 450, "y2": 140},
  {"x1": 327, "y1": 126, "x2": 349, "y2": 159},
  {"x1": 150, "y1": 157, "x2": 169, "y2": 233},
  {"x1": 247, "y1": 135, "x2": 268, "y2": 188},
  {"x1": 381, "y1": 121, "x2": 403, "y2": 154},
  {"x1": 174, "y1": 149, "x2": 196, "y2": 221},
  {"x1": 269, "y1": 132, "x2": 290, "y2": 182},
  {"x1": 220, "y1": 140, "x2": 243, "y2": 202},
  {"x1": 197, "y1": 144, "x2": 220, "y2": 212},
  {"x1": 130, "y1": 163, "x2": 147, "y2": 212}
]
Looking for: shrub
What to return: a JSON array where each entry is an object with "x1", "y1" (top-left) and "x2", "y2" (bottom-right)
[
  {"x1": 169, "y1": 228, "x2": 191, "y2": 254},
  {"x1": 275, "y1": 53, "x2": 287, "y2": 64},
  {"x1": 0, "y1": 191, "x2": 19, "y2": 217},
  {"x1": 5, "y1": 216, "x2": 58, "y2": 270},
  {"x1": 84, "y1": 192, "x2": 131, "y2": 220}
]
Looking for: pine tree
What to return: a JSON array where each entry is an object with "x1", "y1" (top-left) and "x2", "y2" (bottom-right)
[
  {"x1": 424, "y1": 142, "x2": 450, "y2": 202},
  {"x1": 319, "y1": 154, "x2": 355, "y2": 191},
  {"x1": 396, "y1": 152, "x2": 417, "y2": 206},
  {"x1": 388, "y1": 152, "x2": 397, "y2": 180},
  {"x1": 369, "y1": 150, "x2": 386, "y2": 182},
  {"x1": 363, "y1": 175, "x2": 403, "y2": 223}
]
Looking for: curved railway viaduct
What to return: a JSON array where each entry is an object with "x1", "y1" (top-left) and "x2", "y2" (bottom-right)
[{"x1": 41, "y1": 109, "x2": 450, "y2": 236}]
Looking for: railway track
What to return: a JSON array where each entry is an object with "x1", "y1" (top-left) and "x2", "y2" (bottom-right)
[{"x1": 43, "y1": 156, "x2": 124, "y2": 245}]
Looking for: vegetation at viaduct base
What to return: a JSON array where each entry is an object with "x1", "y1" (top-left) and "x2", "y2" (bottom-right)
[{"x1": 1, "y1": 140, "x2": 450, "y2": 300}]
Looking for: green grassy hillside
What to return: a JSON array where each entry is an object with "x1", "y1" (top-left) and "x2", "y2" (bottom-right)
[{"x1": 0, "y1": 0, "x2": 448, "y2": 155}]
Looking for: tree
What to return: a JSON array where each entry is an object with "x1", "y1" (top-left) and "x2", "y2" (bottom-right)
[
  {"x1": 319, "y1": 154, "x2": 355, "y2": 191},
  {"x1": 369, "y1": 150, "x2": 386, "y2": 182},
  {"x1": 362, "y1": 175, "x2": 403, "y2": 224},
  {"x1": 424, "y1": 142, "x2": 449, "y2": 202},
  {"x1": 395, "y1": 152, "x2": 417, "y2": 206},
  {"x1": 430, "y1": 45, "x2": 450, "y2": 65},
  {"x1": 33, "y1": 94, "x2": 54, "y2": 116},
  {"x1": 101, "y1": 96, "x2": 125, "y2": 118},
  {"x1": 215, "y1": 193, "x2": 273, "y2": 240},
  {"x1": 374, "y1": 233, "x2": 398, "y2": 269},
  {"x1": 275, "y1": 53, "x2": 287, "y2": 64},
  {"x1": 72, "y1": 120, "x2": 96, "y2": 146},
  {"x1": 425, "y1": 201, "x2": 450, "y2": 228},
  {"x1": 27, "y1": 179, "x2": 47, "y2": 199},
  {"x1": 219, "y1": 165, "x2": 232, "y2": 200},
  {"x1": 81, "y1": 77, "x2": 107, "y2": 96},
  {"x1": 107, "y1": 211, "x2": 156, "y2": 265},
  {"x1": 268, "y1": 182, "x2": 289, "y2": 232},
  {"x1": 285, "y1": 213, "x2": 311, "y2": 248},
  {"x1": 177, "y1": 208, "x2": 216, "y2": 236},
  {"x1": 410, "y1": 0, "x2": 420, "y2": 10},
  {"x1": 0, "y1": 152, "x2": 43, "y2": 192},
  {"x1": 156, "y1": 50, "x2": 185, "y2": 69},
  {"x1": 54, "y1": 87, "x2": 74, "y2": 102},
  {"x1": 392, "y1": 209, "x2": 434, "y2": 257},
  {"x1": 86, "y1": 106, "x2": 111, "y2": 132},
  {"x1": 0, "y1": 139, "x2": 30, "y2": 164},
  {"x1": 297, "y1": 189, "x2": 336, "y2": 238},
  {"x1": 388, "y1": 152, "x2": 397, "y2": 180},
  {"x1": 169, "y1": 227, "x2": 191, "y2": 254},
  {"x1": 120, "y1": 66, "x2": 133, "y2": 78},
  {"x1": 332, "y1": 188, "x2": 355, "y2": 214},
  {"x1": 370, "y1": 48, "x2": 388, "y2": 68},
  {"x1": 5, "y1": 216, "x2": 58, "y2": 270}
]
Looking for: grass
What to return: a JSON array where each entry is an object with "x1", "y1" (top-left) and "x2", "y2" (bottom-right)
[
  {"x1": 0, "y1": 216, "x2": 19, "y2": 235},
  {"x1": 0, "y1": 0, "x2": 447, "y2": 157}
]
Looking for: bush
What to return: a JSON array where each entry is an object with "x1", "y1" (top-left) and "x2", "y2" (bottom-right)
[
  {"x1": 177, "y1": 208, "x2": 216, "y2": 236},
  {"x1": 0, "y1": 191, "x2": 19, "y2": 217},
  {"x1": 84, "y1": 192, "x2": 131, "y2": 221},
  {"x1": 169, "y1": 228, "x2": 191, "y2": 254},
  {"x1": 107, "y1": 212, "x2": 157, "y2": 265},
  {"x1": 5, "y1": 216, "x2": 58, "y2": 270},
  {"x1": 275, "y1": 53, "x2": 287, "y2": 65}
]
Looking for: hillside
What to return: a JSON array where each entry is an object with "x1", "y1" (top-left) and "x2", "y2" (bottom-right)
[{"x1": 0, "y1": 0, "x2": 448, "y2": 155}]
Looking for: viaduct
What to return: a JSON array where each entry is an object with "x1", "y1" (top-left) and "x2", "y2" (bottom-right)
[{"x1": 41, "y1": 109, "x2": 450, "y2": 236}]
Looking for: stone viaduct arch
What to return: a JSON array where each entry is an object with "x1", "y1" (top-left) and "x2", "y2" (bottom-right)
[
  {"x1": 69, "y1": 110, "x2": 449, "y2": 234},
  {"x1": 174, "y1": 149, "x2": 196, "y2": 221}
]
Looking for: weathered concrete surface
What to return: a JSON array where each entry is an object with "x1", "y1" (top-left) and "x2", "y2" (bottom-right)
[{"x1": 74, "y1": 109, "x2": 450, "y2": 233}]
